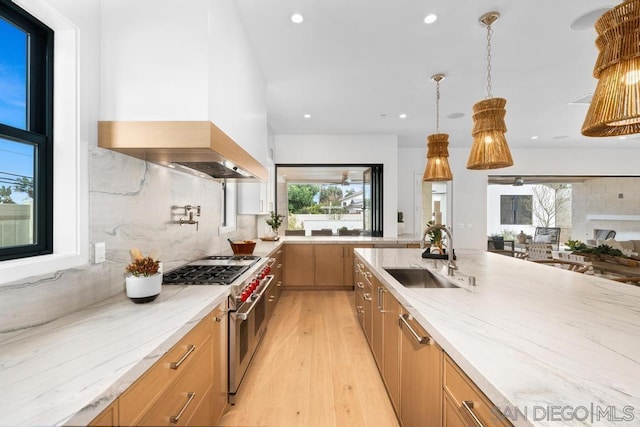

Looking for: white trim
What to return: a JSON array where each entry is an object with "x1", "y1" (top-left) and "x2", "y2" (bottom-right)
[
  {"x1": 0, "y1": 0, "x2": 88, "y2": 285},
  {"x1": 586, "y1": 214, "x2": 640, "y2": 221}
]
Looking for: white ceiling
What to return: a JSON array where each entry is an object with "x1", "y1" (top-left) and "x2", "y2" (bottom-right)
[{"x1": 234, "y1": 0, "x2": 640, "y2": 150}]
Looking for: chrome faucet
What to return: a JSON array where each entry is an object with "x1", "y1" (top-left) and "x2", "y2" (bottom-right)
[{"x1": 421, "y1": 224, "x2": 457, "y2": 276}]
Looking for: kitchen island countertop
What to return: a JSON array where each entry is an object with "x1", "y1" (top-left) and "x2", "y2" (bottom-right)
[{"x1": 356, "y1": 248, "x2": 640, "y2": 427}]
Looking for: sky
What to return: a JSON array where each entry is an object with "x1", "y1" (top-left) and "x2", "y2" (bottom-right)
[{"x1": 0, "y1": 15, "x2": 32, "y2": 203}]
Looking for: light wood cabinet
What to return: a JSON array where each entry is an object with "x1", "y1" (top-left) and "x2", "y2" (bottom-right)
[
  {"x1": 284, "y1": 244, "x2": 315, "y2": 286},
  {"x1": 354, "y1": 260, "x2": 366, "y2": 329},
  {"x1": 315, "y1": 245, "x2": 345, "y2": 286},
  {"x1": 399, "y1": 306, "x2": 443, "y2": 427},
  {"x1": 89, "y1": 400, "x2": 119, "y2": 426},
  {"x1": 210, "y1": 301, "x2": 228, "y2": 424},
  {"x1": 443, "y1": 353, "x2": 512, "y2": 427},
  {"x1": 343, "y1": 244, "x2": 373, "y2": 285},
  {"x1": 92, "y1": 300, "x2": 228, "y2": 427},
  {"x1": 138, "y1": 339, "x2": 213, "y2": 425},
  {"x1": 284, "y1": 243, "x2": 373, "y2": 288},
  {"x1": 273, "y1": 248, "x2": 284, "y2": 301},
  {"x1": 371, "y1": 273, "x2": 384, "y2": 370},
  {"x1": 381, "y1": 287, "x2": 401, "y2": 414},
  {"x1": 119, "y1": 315, "x2": 213, "y2": 426}
]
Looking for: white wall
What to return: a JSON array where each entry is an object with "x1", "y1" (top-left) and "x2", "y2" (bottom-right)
[{"x1": 274, "y1": 135, "x2": 398, "y2": 237}]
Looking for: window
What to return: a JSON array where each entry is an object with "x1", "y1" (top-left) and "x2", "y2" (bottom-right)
[
  {"x1": 0, "y1": 1, "x2": 53, "y2": 261},
  {"x1": 275, "y1": 164, "x2": 383, "y2": 236},
  {"x1": 500, "y1": 195, "x2": 532, "y2": 225},
  {"x1": 220, "y1": 180, "x2": 237, "y2": 233}
]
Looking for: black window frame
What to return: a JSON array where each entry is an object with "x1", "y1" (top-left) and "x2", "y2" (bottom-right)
[
  {"x1": 0, "y1": 0, "x2": 54, "y2": 261},
  {"x1": 500, "y1": 195, "x2": 532, "y2": 225},
  {"x1": 274, "y1": 164, "x2": 384, "y2": 237}
]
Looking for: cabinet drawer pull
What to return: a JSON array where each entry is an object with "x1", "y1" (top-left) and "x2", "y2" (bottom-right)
[
  {"x1": 377, "y1": 286, "x2": 384, "y2": 310},
  {"x1": 399, "y1": 314, "x2": 431, "y2": 344},
  {"x1": 356, "y1": 281, "x2": 364, "y2": 289},
  {"x1": 363, "y1": 293, "x2": 372, "y2": 301},
  {"x1": 170, "y1": 392, "x2": 196, "y2": 423},
  {"x1": 461, "y1": 400, "x2": 484, "y2": 427},
  {"x1": 277, "y1": 281, "x2": 283, "y2": 287},
  {"x1": 170, "y1": 344, "x2": 195, "y2": 369}
]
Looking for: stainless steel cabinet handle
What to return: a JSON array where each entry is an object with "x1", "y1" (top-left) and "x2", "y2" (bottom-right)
[
  {"x1": 268, "y1": 296, "x2": 276, "y2": 302},
  {"x1": 277, "y1": 281, "x2": 283, "y2": 287},
  {"x1": 356, "y1": 281, "x2": 364, "y2": 289},
  {"x1": 461, "y1": 400, "x2": 484, "y2": 427},
  {"x1": 170, "y1": 392, "x2": 196, "y2": 423},
  {"x1": 363, "y1": 293, "x2": 372, "y2": 301},
  {"x1": 377, "y1": 286, "x2": 383, "y2": 310},
  {"x1": 399, "y1": 314, "x2": 431, "y2": 344},
  {"x1": 170, "y1": 344, "x2": 195, "y2": 369}
]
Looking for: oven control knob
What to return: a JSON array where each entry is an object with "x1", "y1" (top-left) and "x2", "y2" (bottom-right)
[{"x1": 264, "y1": 266, "x2": 271, "y2": 274}]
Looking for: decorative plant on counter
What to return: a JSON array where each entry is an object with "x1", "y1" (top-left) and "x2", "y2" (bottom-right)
[
  {"x1": 124, "y1": 248, "x2": 162, "y2": 304},
  {"x1": 266, "y1": 211, "x2": 285, "y2": 234},
  {"x1": 125, "y1": 248, "x2": 160, "y2": 277},
  {"x1": 565, "y1": 240, "x2": 588, "y2": 252}
]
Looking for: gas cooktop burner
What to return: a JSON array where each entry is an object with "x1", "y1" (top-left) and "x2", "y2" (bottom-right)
[{"x1": 163, "y1": 264, "x2": 249, "y2": 285}]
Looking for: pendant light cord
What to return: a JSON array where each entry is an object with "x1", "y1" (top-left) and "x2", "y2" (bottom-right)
[
  {"x1": 486, "y1": 23, "x2": 493, "y2": 99},
  {"x1": 435, "y1": 79, "x2": 441, "y2": 133}
]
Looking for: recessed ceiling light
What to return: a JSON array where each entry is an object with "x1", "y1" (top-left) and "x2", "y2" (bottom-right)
[
  {"x1": 619, "y1": 136, "x2": 627, "y2": 140},
  {"x1": 553, "y1": 135, "x2": 569, "y2": 140},
  {"x1": 303, "y1": 113, "x2": 311, "y2": 119},
  {"x1": 291, "y1": 13, "x2": 304, "y2": 24},
  {"x1": 399, "y1": 113, "x2": 407, "y2": 119},
  {"x1": 380, "y1": 113, "x2": 387, "y2": 118},
  {"x1": 446, "y1": 112, "x2": 465, "y2": 119},
  {"x1": 531, "y1": 136, "x2": 539, "y2": 140},
  {"x1": 424, "y1": 14, "x2": 438, "y2": 24},
  {"x1": 167, "y1": 163, "x2": 176, "y2": 169}
]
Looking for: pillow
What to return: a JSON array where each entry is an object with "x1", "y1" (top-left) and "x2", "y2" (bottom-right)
[
  {"x1": 603, "y1": 238, "x2": 624, "y2": 251},
  {"x1": 534, "y1": 234, "x2": 552, "y2": 243}
]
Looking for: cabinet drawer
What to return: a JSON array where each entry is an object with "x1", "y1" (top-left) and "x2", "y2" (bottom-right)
[
  {"x1": 443, "y1": 354, "x2": 511, "y2": 427},
  {"x1": 139, "y1": 338, "x2": 213, "y2": 426},
  {"x1": 120, "y1": 316, "x2": 212, "y2": 425}
]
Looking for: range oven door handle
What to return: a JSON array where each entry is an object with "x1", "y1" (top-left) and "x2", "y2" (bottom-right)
[{"x1": 232, "y1": 275, "x2": 274, "y2": 321}]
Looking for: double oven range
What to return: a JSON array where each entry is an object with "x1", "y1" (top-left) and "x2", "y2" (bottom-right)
[{"x1": 163, "y1": 254, "x2": 275, "y2": 404}]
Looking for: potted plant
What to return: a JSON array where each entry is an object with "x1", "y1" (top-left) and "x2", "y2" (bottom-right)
[
  {"x1": 425, "y1": 220, "x2": 443, "y2": 253},
  {"x1": 125, "y1": 248, "x2": 161, "y2": 303},
  {"x1": 265, "y1": 211, "x2": 284, "y2": 239}
]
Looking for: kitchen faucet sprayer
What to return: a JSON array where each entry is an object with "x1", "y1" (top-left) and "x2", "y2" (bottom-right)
[{"x1": 421, "y1": 224, "x2": 457, "y2": 276}]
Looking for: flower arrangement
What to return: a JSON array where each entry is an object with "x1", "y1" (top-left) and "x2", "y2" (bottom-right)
[
  {"x1": 125, "y1": 248, "x2": 160, "y2": 277},
  {"x1": 266, "y1": 211, "x2": 284, "y2": 232}
]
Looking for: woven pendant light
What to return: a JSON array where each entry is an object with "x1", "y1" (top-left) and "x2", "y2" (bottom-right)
[
  {"x1": 582, "y1": 0, "x2": 640, "y2": 137},
  {"x1": 467, "y1": 12, "x2": 513, "y2": 170},
  {"x1": 423, "y1": 74, "x2": 453, "y2": 181}
]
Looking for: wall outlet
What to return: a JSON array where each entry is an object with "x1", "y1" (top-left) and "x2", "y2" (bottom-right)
[{"x1": 94, "y1": 242, "x2": 106, "y2": 264}]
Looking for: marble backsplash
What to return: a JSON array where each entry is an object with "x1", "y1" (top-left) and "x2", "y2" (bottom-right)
[{"x1": 0, "y1": 147, "x2": 257, "y2": 333}]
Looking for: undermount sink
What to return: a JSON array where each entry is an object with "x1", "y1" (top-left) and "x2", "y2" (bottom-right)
[{"x1": 383, "y1": 268, "x2": 460, "y2": 289}]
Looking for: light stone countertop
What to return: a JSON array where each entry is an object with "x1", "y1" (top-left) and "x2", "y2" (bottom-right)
[{"x1": 355, "y1": 248, "x2": 640, "y2": 427}]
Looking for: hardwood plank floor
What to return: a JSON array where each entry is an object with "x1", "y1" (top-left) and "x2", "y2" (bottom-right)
[{"x1": 218, "y1": 290, "x2": 400, "y2": 427}]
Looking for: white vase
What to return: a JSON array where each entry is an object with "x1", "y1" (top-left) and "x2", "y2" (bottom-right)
[{"x1": 125, "y1": 273, "x2": 162, "y2": 303}]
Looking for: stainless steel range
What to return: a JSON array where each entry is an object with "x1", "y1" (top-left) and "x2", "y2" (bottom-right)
[
  {"x1": 162, "y1": 254, "x2": 275, "y2": 405},
  {"x1": 227, "y1": 258, "x2": 274, "y2": 404},
  {"x1": 162, "y1": 255, "x2": 261, "y2": 285}
]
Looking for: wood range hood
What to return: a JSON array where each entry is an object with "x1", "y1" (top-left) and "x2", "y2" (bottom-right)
[{"x1": 98, "y1": 121, "x2": 268, "y2": 182}]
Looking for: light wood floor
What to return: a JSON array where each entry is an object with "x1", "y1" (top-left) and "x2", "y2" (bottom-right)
[{"x1": 218, "y1": 290, "x2": 400, "y2": 427}]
